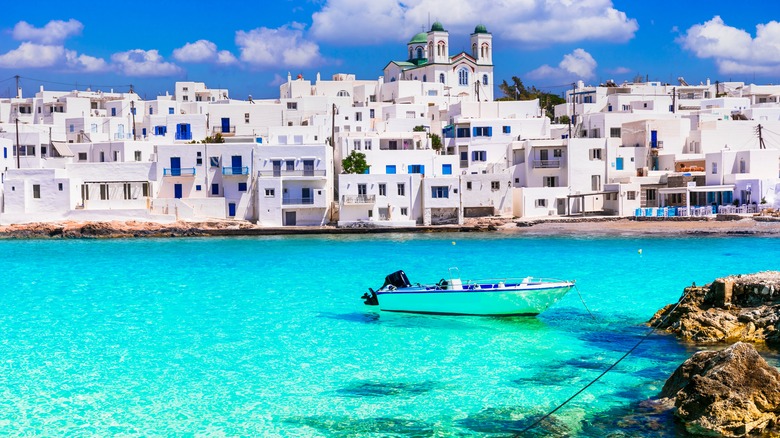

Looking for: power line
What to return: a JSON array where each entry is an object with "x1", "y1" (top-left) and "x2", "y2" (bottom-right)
[{"x1": 18, "y1": 75, "x2": 133, "y2": 91}]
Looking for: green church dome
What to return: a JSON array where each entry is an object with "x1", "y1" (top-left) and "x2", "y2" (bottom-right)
[
  {"x1": 474, "y1": 24, "x2": 489, "y2": 34},
  {"x1": 431, "y1": 21, "x2": 445, "y2": 32},
  {"x1": 408, "y1": 32, "x2": 427, "y2": 44}
]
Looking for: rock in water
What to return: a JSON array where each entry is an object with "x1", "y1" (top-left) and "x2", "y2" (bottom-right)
[{"x1": 660, "y1": 342, "x2": 780, "y2": 437}]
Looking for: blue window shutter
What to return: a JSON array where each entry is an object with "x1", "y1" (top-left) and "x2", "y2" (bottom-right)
[
  {"x1": 471, "y1": 151, "x2": 476, "y2": 161},
  {"x1": 487, "y1": 127, "x2": 492, "y2": 137},
  {"x1": 386, "y1": 165, "x2": 396, "y2": 174},
  {"x1": 420, "y1": 165, "x2": 425, "y2": 175},
  {"x1": 616, "y1": 157, "x2": 623, "y2": 170},
  {"x1": 408, "y1": 165, "x2": 413, "y2": 174},
  {"x1": 472, "y1": 127, "x2": 478, "y2": 137},
  {"x1": 3, "y1": 147, "x2": 6, "y2": 159},
  {"x1": 364, "y1": 166, "x2": 370, "y2": 174},
  {"x1": 442, "y1": 164, "x2": 451, "y2": 175}
]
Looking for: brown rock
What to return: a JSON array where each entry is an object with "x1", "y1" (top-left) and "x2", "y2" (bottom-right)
[{"x1": 660, "y1": 342, "x2": 780, "y2": 437}]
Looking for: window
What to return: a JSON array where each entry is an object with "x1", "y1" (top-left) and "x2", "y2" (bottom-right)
[
  {"x1": 245, "y1": 113, "x2": 250, "y2": 123},
  {"x1": 466, "y1": 181, "x2": 472, "y2": 190},
  {"x1": 368, "y1": 209, "x2": 373, "y2": 218},
  {"x1": 355, "y1": 112, "x2": 362, "y2": 122},
  {"x1": 401, "y1": 207, "x2": 408, "y2": 216},
  {"x1": 535, "y1": 199, "x2": 548, "y2": 208},
  {"x1": 286, "y1": 160, "x2": 295, "y2": 171},
  {"x1": 99, "y1": 184, "x2": 108, "y2": 200},
  {"x1": 14, "y1": 145, "x2": 35, "y2": 156},
  {"x1": 627, "y1": 191, "x2": 636, "y2": 200},
  {"x1": 502, "y1": 126, "x2": 511, "y2": 134},
  {"x1": 610, "y1": 127, "x2": 621, "y2": 138},
  {"x1": 111, "y1": 108, "x2": 116, "y2": 116},
  {"x1": 589, "y1": 148, "x2": 603, "y2": 160},
  {"x1": 483, "y1": 74, "x2": 488, "y2": 86},
  {"x1": 210, "y1": 157, "x2": 220, "y2": 167},
  {"x1": 353, "y1": 140, "x2": 361, "y2": 151},
  {"x1": 365, "y1": 139, "x2": 372, "y2": 150},
  {"x1": 471, "y1": 151, "x2": 487, "y2": 162},
  {"x1": 384, "y1": 165, "x2": 397, "y2": 175},
  {"x1": 456, "y1": 127, "x2": 470, "y2": 138},
  {"x1": 491, "y1": 181, "x2": 500, "y2": 190},
  {"x1": 458, "y1": 68, "x2": 469, "y2": 86},
  {"x1": 473, "y1": 127, "x2": 491, "y2": 137},
  {"x1": 544, "y1": 176, "x2": 557, "y2": 187},
  {"x1": 287, "y1": 102, "x2": 298, "y2": 110},
  {"x1": 397, "y1": 183, "x2": 405, "y2": 196},
  {"x1": 439, "y1": 73, "x2": 445, "y2": 83},
  {"x1": 168, "y1": 108, "x2": 174, "y2": 114},
  {"x1": 416, "y1": 47, "x2": 423, "y2": 59},
  {"x1": 69, "y1": 124, "x2": 75, "y2": 133},
  {"x1": 357, "y1": 184, "x2": 367, "y2": 196},
  {"x1": 211, "y1": 184, "x2": 219, "y2": 195},
  {"x1": 369, "y1": 109, "x2": 375, "y2": 119},
  {"x1": 238, "y1": 182, "x2": 247, "y2": 192},
  {"x1": 337, "y1": 90, "x2": 350, "y2": 97},
  {"x1": 33, "y1": 184, "x2": 41, "y2": 199},
  {"x1": 408, "y1": 164, "x2": 423, "y2": 174},
  {"x1": 265, "y1": 188, "x2": 275, "y2": 197},
  {"x1": 431, "y1": 186, "x2": 449, "y2": 198},
  {"x1": 379, "y1": 184, "x2": 386, "y2": 196},
  {"x1": 711, "y1": 162, "x2": 718, "y2": 174},
  {"x1": 78, "y1": 152, "x2": 87, "y2": 161},
  {"x1": 591, "y1": 175, "x2": 601, "y2": 191},
  {"x1": 442, "y1": 164, "x2": 452, "y2": 175},
  {"x1": 196, "y1": 185, "x2": 202, "y2": 191},
  {"x1": 647, "y1": 189, "x2": 657, "y2": 201},
  {"x1": 553, "y1": 149, "x2": 562, "y2": 158},
  {"x1": 58, "y1": 183, "x2": 63, "y2": 191},
  {"x1": 149, "y1": 107, "x2": 154, "y2": 115}
]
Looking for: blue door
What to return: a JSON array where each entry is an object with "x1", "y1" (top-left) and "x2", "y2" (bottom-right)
[
  {"x1": 616, "y1": 157, "x2": 624, "y2": 170},
  {"x1": 231, "y1": 155, "x2": 242, "y2": 174},
  {"x1": 170, "y1": 157, "x2": 181, "y2": 176},
  {"x1": 174, "y1": 184, "x2": 182, "y2": 199},
  {"x1": 650, "y1": 130, "x2": 658, "y2": 148},
  {"x1": 228, "y1": 202, "x2": 236, "y2": 217},
  {"x1": 221, "y1": 118, "x2": 230, "y2": 134},
  {"x1": 302, "y1": 188, "x2": 312, "y2": 204}
]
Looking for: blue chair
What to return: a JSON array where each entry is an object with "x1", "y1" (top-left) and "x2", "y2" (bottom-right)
[
  {"x1": 645, "y1": 208, "x2": 653, "y2": 216},
  {"x1": 667, "y1": 207, "x2": 676, "y2": 217},
  {"x1": 656, "y1": 207, "x2": 665, "y2": 217},
  {"x1": 635, "y1": 208, "x2": 643, "y2": 217}
]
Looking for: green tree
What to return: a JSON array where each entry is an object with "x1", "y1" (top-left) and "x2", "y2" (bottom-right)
[
  {"x1": 429, "y1": 133, "x2": 443, "y2": 152},
  {"x1": 412, "y1": 125, "x2": 427, "y2": 132},
  {"x1": 342, "y1": 150, "x2": 369, "y2": 174},
  {"x1": 498, "y1": 76, "x2": 565, "y2": 121}
]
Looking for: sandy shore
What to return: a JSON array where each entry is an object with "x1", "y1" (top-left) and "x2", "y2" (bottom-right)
[{"x1": 1, "y1": 216, "x2": 779, "y2": 238}]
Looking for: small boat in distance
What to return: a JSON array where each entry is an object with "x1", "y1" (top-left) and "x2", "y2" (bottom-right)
[{"x1": 361, "y1": 269, "x2": 575, "y2": 316}]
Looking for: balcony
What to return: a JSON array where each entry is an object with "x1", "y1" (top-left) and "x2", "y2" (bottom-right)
[
  {"x1": 258, "y1": 169, "x2": 326, "y2": 177},
  {"x1": 163, "y1": 167, "x2": 196, "y2": 177},
  {"x1": 282, "y1": 197, "x2": 315, "y2": 205},
  {"x1": 342, "y1": 194, "x2": 376, "y2": 204},
  {"x1": 213, "y1": 126, "x2": 236, "y2": 135},
  {"x1": 222, "y1": 166, "x2": 249, "y2": 176},
  {"x1": 533, "y1": 160, "x2": 561, "y2": 169}
]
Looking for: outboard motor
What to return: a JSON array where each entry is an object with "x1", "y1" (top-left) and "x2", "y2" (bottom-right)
[
  {"x1": 382, "y1": 270, "x2": 411, "y2": 289},
  {"x1": 361, "y1": 290, "x2": 379, "y2": 306}
]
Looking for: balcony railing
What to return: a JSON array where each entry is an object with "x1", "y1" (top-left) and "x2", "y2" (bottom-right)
[
  {"x1": 175, "y1": 132, "x2": 192, "y2": 140},
  {"x1": 163, "y1": 167, "x2": 196, "y2": 176},
  {"x1": 342, "y1": 194, "x2": 376, "y2": 204},
  {"x1": 213, "y1": 126, "x2": 236, "y2": 134},
  {"x1": 533, "y1": 160, "x2": 561, "y2": 168},
  {"x1": 282, "y1": 197, "x2": 315, "y2": 205},
  {"x1": 258, "y1": 169, "x2": 326, "y2": 177},
  {"x1": 222, "y1": 166, "x2": 249, "y2": 176}
]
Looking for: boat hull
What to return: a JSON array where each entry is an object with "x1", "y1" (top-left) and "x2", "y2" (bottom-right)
[{"x1": 375, "y1": 282, "x2": 573, "y2": 316}]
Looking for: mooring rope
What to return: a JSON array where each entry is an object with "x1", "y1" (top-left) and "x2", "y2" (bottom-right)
[
  {"x1": 517, "y1": 286, "x2": 692, "y2": 435},
  {"x1": 574, "y1": 284, "x2": 597, "y2": 321}
]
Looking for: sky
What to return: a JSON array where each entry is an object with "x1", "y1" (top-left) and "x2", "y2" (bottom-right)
[{"x1": 1, "y1": 0, "x2": 780, "y2": 101}]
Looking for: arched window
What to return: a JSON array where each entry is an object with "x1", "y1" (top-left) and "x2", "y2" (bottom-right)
[
  {"x1": 423, "y1": 75, "x2": 427, "y2": 82},
  {"x1": 481, "y1": 43, "x2": 490, "y2": 59},
  {"x1": 409, "y1": 48, "x2": 413, "y2": 59},
  {"x1": 391, "y1": 77, "x2": 396, "y2": 82},
  {"x1": 482, "y1": 74, "x2": 488, "y2": 86},
  {"x1": 428, "y1": 42, "x2": 433, "y2": 57},
  {"x1": 337, "y1": 90, "x2": 350, "y2": 97},
  {"x1": 439, "y1": 73, "x2": 445, "y2": 84},
  {"x1": 416, "y1": 47, "x2": 423, "y2": 59},
  {"x1": 438, "y1": 41, "x2": 446, "y2": 56},
  {"x1": 458, "y1": 68, "x2": 469, "y2": 86},
  {"x1": 472, "y1": 43, "x2": 477, "y2": 58}
]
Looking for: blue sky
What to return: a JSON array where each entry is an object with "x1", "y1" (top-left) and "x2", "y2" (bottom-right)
[{"x1": 1, "y1": 0, "x2": 779, "y2": 100}]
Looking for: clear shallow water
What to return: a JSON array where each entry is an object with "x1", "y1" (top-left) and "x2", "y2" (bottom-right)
[{"x1": 0, "y1": 234, "x2": 778, "y2": 436}]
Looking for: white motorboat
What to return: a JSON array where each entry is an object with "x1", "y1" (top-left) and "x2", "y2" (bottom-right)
[{"x1": 361, "y1": 269, "x2": 575, "y2": 316}]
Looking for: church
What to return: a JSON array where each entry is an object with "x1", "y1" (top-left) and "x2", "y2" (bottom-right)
[{"x1": 383, "y1": 22, "x2": 494, "y2": 101}]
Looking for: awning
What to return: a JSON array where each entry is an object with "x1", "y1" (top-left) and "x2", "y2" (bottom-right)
[{"x1": 51, "y1": 141, "x2": 75, "y2": 157}]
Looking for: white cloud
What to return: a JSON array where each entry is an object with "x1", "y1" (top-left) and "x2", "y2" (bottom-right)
[
  {"x1": 111, "y1": 49, "x2": 183, "y2": 77},
  {"x1": 65, "y1": 50, "x2": 109, "y2": 72},
  {"x1": 269, "y1": 74, "x2": 286, "y2": 87},
  {"x1": 12, "y1": 19, "x2": 83, "y2": 44},
  {"x1": 0, "y1": 42, "x2": 65, "y2": 68},
  {"x1": 679, "y1": 16, "x2": 780, "y2": 76},
  {"x1": 609, "y1": 66, "x2": 631, "y2": 75},
  {"x1": 216, "y1": 50, "x2": 238, "y2": 65},
  {"x1": 311, "y1": 0, "x2": 637, "y2": 45},
  {"x1": 236, "y1": 25, "x2": 322, "y2": 68},
  {"x1": 173, "y1": 40, "x2": 218, "y2": 62},
  {"x1": 527, "y1": 48, "x2": 597, "y2": 81}
]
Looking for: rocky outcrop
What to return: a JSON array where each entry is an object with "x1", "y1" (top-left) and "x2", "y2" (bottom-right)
[
  {"x1": 650, "y1": 272, "x2": 780, "y2": 346},
  {"x1": 659, "y1": 342, "x2": 780, "y2": 437}
]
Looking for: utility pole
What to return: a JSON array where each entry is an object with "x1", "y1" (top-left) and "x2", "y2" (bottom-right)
[
  {"x1": 15, "y1": 75, "x2": 20, "y2": 98},
  {"x1": 330, "y1": 103, "x2": 337, "y2": 224},
  {"x1": 130, "y1": 100, "x2": 137, "y2": 140},
  {"x1": 15, "y1": 116, "x2": 21, "y2": 169},
  {"x1": 569, "y1": 82, "x2": 576, "y2": 139},
  {"x1": 758, "y1": 124, "x2": 766, "y2": 149},
  {"x1": 672, "y1": 87, "x2": 676, "y2": 114}
]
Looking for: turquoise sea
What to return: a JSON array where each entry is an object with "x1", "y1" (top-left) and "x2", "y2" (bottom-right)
[{"x1": 1, "y1": 234, "x2": 779, "y2": 436}]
